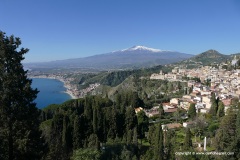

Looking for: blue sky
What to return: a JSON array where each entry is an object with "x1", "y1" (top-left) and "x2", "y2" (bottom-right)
[{"x1": 1, "y1": 0, "x2": 240, "y2": 62}]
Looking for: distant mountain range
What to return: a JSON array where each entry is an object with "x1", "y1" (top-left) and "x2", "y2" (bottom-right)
[{"x1": 24, "y1": 46, "x2": 193, "y2": 70}]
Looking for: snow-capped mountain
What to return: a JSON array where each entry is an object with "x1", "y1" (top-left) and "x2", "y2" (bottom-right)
[
  {"x1": 25, "y1": 45, "x2": 193, "y2": 70},
  {"x1": 120, "y1": 45, "x2": 163, "y2": 52}
]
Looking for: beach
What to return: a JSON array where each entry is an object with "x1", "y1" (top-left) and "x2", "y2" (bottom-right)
[
  {"x1": 29, "y1": 74, "x2": 101, "y2": 99},
  {"x1": 29, "y1": 75, "x2": 78, "y2": 99}
]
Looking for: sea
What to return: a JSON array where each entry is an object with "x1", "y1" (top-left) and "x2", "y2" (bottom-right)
[{"x1": 31, "y1": 78, "x2": 71, "y2": 109}]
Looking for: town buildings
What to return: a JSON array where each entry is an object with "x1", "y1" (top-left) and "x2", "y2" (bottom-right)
[{"x1": 147, "y1": 65, "x2": 240, "y2": 118}]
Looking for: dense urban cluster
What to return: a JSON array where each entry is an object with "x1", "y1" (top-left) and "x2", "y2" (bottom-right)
[{"x1": 150, "y1": 62, "x2": 240, "y2": 113}]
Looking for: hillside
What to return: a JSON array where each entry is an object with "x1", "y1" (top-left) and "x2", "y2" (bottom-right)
[
  {"x1": 73, "y1": 65, "x2": 171, "y2": 90},
  {"x1": 177, "y1": 49, "x2": 230, "y2": 68}
]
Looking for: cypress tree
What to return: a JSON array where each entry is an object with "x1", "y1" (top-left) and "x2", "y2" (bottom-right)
[
  {"x1": 165, "y1": 130, "x2": 175, "y2": 160},
  {"x1": 236, "y1": 110, "x2": 240, "y2": 135},
  {"x1": 133, "y1": 127, "x2": 138, "y2": 146},
  {"x1": 183, "y1": 128, "x2": 192, "y2": 150},
  {"x1": 159, "y1": 103, "x2": 164, "y2": 119},
  {"x1": 87, "y1": 134, "x2": 100, "y2": 150},
  {"x1": 125, "y1": 106, "x2": 138, "y2": 145},
  {"x1": 48, "y1": 114, "x2": 64, "y2": 159},
  {"x1": 209, "y1": 101, "x2": 218, "y2": 116},
  {"x1": 0, "y1": 32, "x2": 42, "y2": 160},
  {"x1": 147, "y1": 125, "x2": 156, "y2": 145},
  {"x1": 137, "y1": 110, "x2": 148, "y2": 144},
  {"x1": 209, "y1": 93, "x2": 218, "y2": 116},
  {"x1": 73, "y1": 116, "x2": 82, "y2": 149},
  {"x1": 62, "y1": 115, "x2": 72, "y2": 155},
  {"x1": 211, "y1": 92, "x2": 216, "y2": 102},
  {"x1": 217, "y1": 101, "x2": 225, "y2": 118},
  {"x1": 131, "y1": 92, "x2": 140, "y2": 108},
  {"x1": 73, "y1": 115, "x2": 86, "y2": 149},
  {"x1": 126, "y1": 129, "x2": 133, "y2": 145},
  {"x1": 188, "y1": 103, "x2": 196, "y2": 120},
  {"x1": 92, "y1": 105, "x2": 97, "y2": 134},
  {"x1": 125, "y1": 107, "x2": 138, "y2": 132},
  {"x1": 62, "y1": 115, "x2": 70, "y2": 159},
  {"x1": 173, "y1": 108, "x2": 181, "y2": 123},
  {"x1": 153, "y1": 123, "x2": 164, "y2": 160}
]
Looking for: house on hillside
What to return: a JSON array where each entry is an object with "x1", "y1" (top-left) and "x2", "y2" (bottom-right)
[
  {"x1": 170, "y1": 98, "x2": 180, "y2": 106},
  {"x1": 144, "y1": 106, "x2": 159, "y2": 117},
  {"x1": 202, "y1": 96, "x2": 211, "y2": 109},
  {"x1": 179, "y1": 100, "x2": 192, "y2": 110}
]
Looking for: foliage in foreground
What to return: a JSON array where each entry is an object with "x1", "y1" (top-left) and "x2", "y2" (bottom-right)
[{"x1": 0, "y1": 31, "x2": 43, "y2": 160}]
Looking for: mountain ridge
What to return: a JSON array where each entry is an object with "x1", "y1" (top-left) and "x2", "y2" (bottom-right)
[
  {"x1": 176, "y1": 49, "x2": 231, "y2": 67},
  {"x1": 25, "y1": 46, "x2": 193, "y2": 70}
]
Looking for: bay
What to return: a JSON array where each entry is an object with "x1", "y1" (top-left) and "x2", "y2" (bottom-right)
[{"x1": 31, "y1": 78, "x2": 71, "y2": 109}]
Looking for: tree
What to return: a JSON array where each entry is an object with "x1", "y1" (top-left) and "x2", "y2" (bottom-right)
[
  {"x1": 164, "y1": 130, "x2": 175, "y2": 160},
  {"x1": 209, "y1": 101, "x2": 218, "y2": 116},
  {"x1": 193, "y1": 115, "x2": 207, "y2": 140},
  {"x1": 214, "y1": 108, "x2": 236, "y2": 151},
  {"x1": 158, "y1": 103, "x2": 164, "y2": 119},
  {"x1": 131, "y1": 92, "x2": 143, "y2": 108},
  {"x1": 153, "y1": 123, "x2": 164, "y2": 160},
  {"x1": 62, "y1": 115, "x2": 72, "y2": 157},
  {"x1": 125, "y1": 107, "x2": 138, "y2": 132},
  {"x1": 0, "y1": 32, "x2": 42, "y2": 160},
  {"x1": 71, "y1": 148, "x2": 101, "y2": 160},
  {"x1": 210, "y1": 92, "x2": 216, "y2": 103},
  {"x1": 188, "y1": 103, "x2": 196, "y2": 120},
  {"x1": 233, "y1": 109, "x2": 240, "y2": 159},
  {"x1": 217, "y1": 101, "x2": 225, "y2": 118},
  {"x1": 107, "y1": 108, "x2": 118, "y2": 140},
  {"x1": 87, "y1": 134, "x2": 100, "y2": 150},
  {"x1": 209, "y1": 93, "x2": 218, "y2": 116},
  {"x1": 48, "y1": 114, "x2": 65, "y2": 159},
  {"x1": 92, "y1": 105, "x2": 98, "y2": 134},
  {"x1": 148, "y1": 125, "x2": 156, "y2": 145},
  {"x1": 188, "y1": 86, "x2": 193, "y2": 94},
  {"x1": 133, "y1": 127, "x2": 138, "y2": 146},
  {"x1": 137, "y1": 110, "x2": 148, "y2": 144},
  {"x1": 173, "y1": 108, "x2": 181, "y2": 123},
  {"x1": 236, "y1": 110, "x2": 240, "y2": 135},
  {"x1": 73, "y1": 116, "x2": 83, "y2": 149},
  {"x1": 183, "y1": 128, "x2": 192, "y2": 150}
]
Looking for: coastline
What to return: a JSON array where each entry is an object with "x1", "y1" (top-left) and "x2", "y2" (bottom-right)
[{"x1": 29, "y1": 75, "x2": 77, "y2": 99}]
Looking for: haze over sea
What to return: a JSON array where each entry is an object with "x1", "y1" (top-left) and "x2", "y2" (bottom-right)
[{"x1": 31, "y1": 78, "x2": 71, "y2": 109}]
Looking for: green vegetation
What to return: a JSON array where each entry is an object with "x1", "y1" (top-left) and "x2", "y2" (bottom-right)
[
  {"x1": 183, "y1": 128, "x2": 192, "y2": 150},
  {"x1": 0, "y1": 32, "x2": 43, "y2": 160},
  {"x1": 188, "y1": 103, "x2": 196, "y2": 120},
  {"x1": 65, "y1": 65, "x2": 172, "y2": 90},
  {"x1": 177, "y1": 49, "x2": 230, "y2": 67},
  {"x1": 71, "y1": 148, "x2": 101, "y2": 160},
  {"x1": 2, "y1": 32, "x2": 240, "y2": 160}
]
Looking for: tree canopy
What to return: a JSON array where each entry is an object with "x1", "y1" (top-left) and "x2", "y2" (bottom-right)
[
  {"x1": 0, "y1": 31, "x2": 42, "y2": 160},
  {"x1": 188, "y1": 103, "x2": 196, "y2": 120}
]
